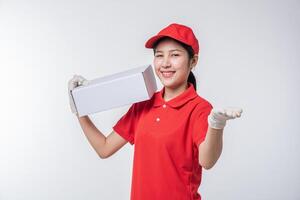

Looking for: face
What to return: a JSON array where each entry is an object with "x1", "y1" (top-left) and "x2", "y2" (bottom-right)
[{"x1": 153, "y1": 38, "x2": 197, "y2": 90}]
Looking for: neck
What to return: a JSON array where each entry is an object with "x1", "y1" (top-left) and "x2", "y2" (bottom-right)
[{"x1": 163, "y1": 82, "x2": 189, "y2": 101}]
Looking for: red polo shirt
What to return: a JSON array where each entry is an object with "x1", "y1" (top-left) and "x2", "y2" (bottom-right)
[{"x1": 113, "y1": 83, "x2": 213, "y2": 200}]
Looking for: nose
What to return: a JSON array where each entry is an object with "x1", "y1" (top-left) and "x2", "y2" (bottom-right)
[{"x1": 162, "y1": 56, "x2": 171, "y2": 68}]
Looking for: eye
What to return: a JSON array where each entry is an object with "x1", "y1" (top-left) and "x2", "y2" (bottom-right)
[
  {"x1": 172, "y1": 54, "x2": 180, "y2": 57},
  {"x1": 155, "y1": 54, "x2": 163, "y2": 57}
]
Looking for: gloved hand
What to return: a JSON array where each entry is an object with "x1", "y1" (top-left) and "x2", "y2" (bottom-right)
[
  {"x1": 68, "y1": 75, "x2": 89, "y2": 115},
  {"x1": 208, "y1": 107, "x2": 243, "y2": 129}
]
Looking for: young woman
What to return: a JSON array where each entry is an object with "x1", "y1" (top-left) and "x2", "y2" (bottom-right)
[{"x1": 68, "y1": 23, "x2": 243, "y2": 200}]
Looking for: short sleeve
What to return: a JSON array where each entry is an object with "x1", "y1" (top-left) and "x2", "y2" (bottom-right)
[
  {"x1": 112, "y1": 103, "x2": 141, "y2": 145},
  {"x1": 192, "y1": 104, "x2": 213, "y2": 146}
]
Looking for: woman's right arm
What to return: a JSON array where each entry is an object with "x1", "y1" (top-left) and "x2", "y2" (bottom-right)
[
  {"x1": 68, "y1": 75, "x2": 128, "y2": 159},
  {"x1": 77, "y1": 115, "x2": 128, "y2": 159}
]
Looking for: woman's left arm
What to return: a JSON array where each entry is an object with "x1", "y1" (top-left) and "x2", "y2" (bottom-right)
[
  {"x1": 199, "y1": 127, "x2": 223, "y2": 169},
  {"x1": 199, "y1": 107, "x2": 243, "y2": 170}
]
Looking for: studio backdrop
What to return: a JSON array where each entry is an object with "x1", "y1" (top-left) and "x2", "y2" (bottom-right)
[{"x1": 0, "y1": 0, "x2": 299, "y2": 199}]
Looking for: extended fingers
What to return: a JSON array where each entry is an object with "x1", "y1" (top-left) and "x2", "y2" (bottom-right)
[
  {"x1": 236, "y1": 109, "x2": 243, "y2": 117},
  {"x1": 214, "y1": 107, "x2": 243, "y2": 119},
  {"x1": 225, "y1": 107, "x2": 243, "y2": 118}
]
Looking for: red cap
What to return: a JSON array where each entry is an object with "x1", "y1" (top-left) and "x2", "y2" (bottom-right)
[{"x1": 145, "y1": 23, "x2": 199, "y2": 54}]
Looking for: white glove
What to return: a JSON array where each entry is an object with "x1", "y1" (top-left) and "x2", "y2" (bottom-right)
[
  {"x1": 68, "y1": 75, "x2": 89, "y2": 115},
  {"x1": 208, "y1": 107, "x2": 243, "y2": 129}
]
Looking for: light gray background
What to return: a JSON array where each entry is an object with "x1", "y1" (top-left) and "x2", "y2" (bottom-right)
[{"x1": 0, "y1": 0, "x2": 299, "y2": 199}]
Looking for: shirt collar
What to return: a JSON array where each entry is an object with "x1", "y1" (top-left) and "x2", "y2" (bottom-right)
[{"x1": 153, "y1": 83, "x2": 198, "y2": 108}]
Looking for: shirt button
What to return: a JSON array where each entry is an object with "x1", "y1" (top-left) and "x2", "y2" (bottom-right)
[
  {"x1": 156, "y1": 117, "x2": 160, "y2": 122},
  {"x1": 162, "y1": 104, "x2": 167, "y2": 108}
]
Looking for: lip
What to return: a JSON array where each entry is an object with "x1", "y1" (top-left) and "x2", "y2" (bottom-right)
[{"x1": 160, "y1": 71, "x2": 175, "y2": 78}]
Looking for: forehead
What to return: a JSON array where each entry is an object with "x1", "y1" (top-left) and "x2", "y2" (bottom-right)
[{"x1": 155, "y1": 38, "x2": 186, "y2": 52}]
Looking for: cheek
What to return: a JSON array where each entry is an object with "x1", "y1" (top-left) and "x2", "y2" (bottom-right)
[
  {"x1": 172, "y1": 58, "x2": 189, "y2": 70},
  {"x1": 153, "y1": 59, "x2": 161, "y2": 70},
  {"x1": 154, "y1": 65, "x2": 160, "y2": 76},
  {"x1": 153, "y1": 58, "x2": 161, "y2": 67}
]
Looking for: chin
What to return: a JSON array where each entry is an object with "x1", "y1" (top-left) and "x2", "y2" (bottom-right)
[{"x1": 161, "y1": 80, "x2": 177, "y2": 89}]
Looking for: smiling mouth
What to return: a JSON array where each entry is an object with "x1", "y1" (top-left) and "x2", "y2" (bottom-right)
[{"x1": 161, "y1": 71, "x2": 175, "y2": 78}]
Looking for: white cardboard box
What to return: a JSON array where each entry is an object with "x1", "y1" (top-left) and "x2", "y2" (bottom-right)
[{"x1": 71, "y1": 64, "x2": 157, "y2": 117}]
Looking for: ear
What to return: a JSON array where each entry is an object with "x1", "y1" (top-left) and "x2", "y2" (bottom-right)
[{"x1": 190, "y1": 54, "x2": 199, "y2": 69}]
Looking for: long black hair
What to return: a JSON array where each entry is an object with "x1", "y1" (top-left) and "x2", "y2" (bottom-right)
[{"x1": 152, "y1": 37, "x2": 197, "y2": 90}]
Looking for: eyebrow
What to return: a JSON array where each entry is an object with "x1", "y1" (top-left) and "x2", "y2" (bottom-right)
[{"x1": 155, "y1": 49, "x2": 184, "y2": 53}]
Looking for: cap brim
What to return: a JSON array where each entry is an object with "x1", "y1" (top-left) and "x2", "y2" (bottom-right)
[{"x1": 145, "y1": 35, "x2": 168, "y2": 49}]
